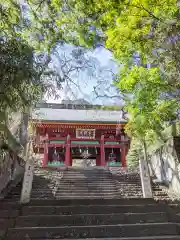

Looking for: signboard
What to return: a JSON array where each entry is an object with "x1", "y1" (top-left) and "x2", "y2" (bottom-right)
[
  {"x1": 20, "y1": 160, "x2": 34, "y2": 203},
  {"x1": 76, "y1": 129, "x2": 95, "y2": 139},
  {"x1": 20, "y1": 141, "x2": 34, "y2": 203}
]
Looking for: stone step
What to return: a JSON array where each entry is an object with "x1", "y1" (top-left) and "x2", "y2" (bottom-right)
[
  {"x1": 114, "y1": 180, "x2": 141, "y2": 183},
  {"x1": 116, "y1": 188, "x2": 141, "y2": 191},
  {"x1": 31, "y1": 193, "x2": 120, "y2": 197},
  {"x1": 34, "y1": 172, "x2": 110, "y2": 175},
  {"x1": 16, "y1": 212, "x2": 169, "y2": 227},
  {"x1": 63, "y1": 171, "x2": 110, "y2": 173},
  {"x1": 0, "y1": 218, "x2": 15, "y2": 229},
  {"x1": 114, "y1": 181, "x2": 141, "y2": 184},
  {"x1": 118, "y1": 195, "x2": 142, "y2": 198},
  {"x1": 33, "y1": 194, "x2": 120, "y2": 197},
  {"x1": 12, "y1": 237, "x2": 180, "y2": 240},
  {"x1": 64, "y1": 174, "x2": 112, "y2": 176},
  {"x1": 114, "y1": 180, "x2": 141, "y2": 182},
  {"x1": 0, "y1": 201, "x2": 21, "y2": 210},
  {"x1": 31, "y1": 194, "x2": 120, "y2": 198},
  {"x1": 31, "y1": 196, "x2": 120, "y2": 200},
  {"x1": 3, "y1": 196, "x2": 20, "y2": 200},
  {"x1": 33, "y1": 178, "x2": 114, "y2": 181},
  {"x1": 0, "y1": 210, "x2": 20, "y2": 218},
  {"x1": 115, "y1": 185, "x2": 141, "y2": 188},
  {"x1": 21, "y1": 204, "x2": 168, "y2": 215},
  {"x1": 63, "y1": 173, "x2": 111, "y2": 175},
  {"x1": 60, "y1": 176, "x2": 113, "y2": 178},
  {"x1": 116, "y1": 190, "x2": 142, "y2": 194},
  {"x1": 112, "y1": 175, "x2": 141, "y2": 178},
  {"x1": 27, "y1": 198, "x2": 156, "y2": 206},
  {"x1": 32, "y1": 186, "x2": 139, "y2": 191},
  {"x1": 31, "y1": 189, "x2": 119, "y2": 193},
  {"x1": 39, "y1": 181, "x2": 116, "y2": 184},
  {"x1": 32, "y1": 185, "x2": 118, "y2": 189},
  {"x1": 32, "y1": 182, "x2": 117, "y2": 186},
  {"x1": 63, "y1": 175, "x2": 112, "y2": 177},
  {"x1": 6, "y1": 223, "x2": 178, "y2": 239},
  {"x1": 115, "y1": 186, "x2": 141, "y2": 189},
  {"x1": 115, "y1": 183, "x2": 141, "y2": 185},
  {"x1": 117, "y1": 187, "x2": 141, "y2": 189}
]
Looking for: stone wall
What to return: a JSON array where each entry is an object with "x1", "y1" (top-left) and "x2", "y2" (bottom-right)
[
  {"x1": 0, "y1": 152, "x2": 13, "y2": 192},
  {"x1": 0, "y1": 111, "x2": 28, "y2": 194},
  {"x1": 149, "y1": 138, "x2": 180, "y2": 197},
  {"x1": 0, "y1": 151, "x2": 25, "y2": 193}
]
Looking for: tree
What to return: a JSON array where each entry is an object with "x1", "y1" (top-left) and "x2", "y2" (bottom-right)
[
  {"x1": 41, "y1": 0, "x2": 180, "y2": 131},
  {"x1": 0, "y1": 1, "x2": 46, "y2": 112},
  {"x1": 0, "y1": 38, "x2": 44, "y2": 111},
  {"x1": 3, "y1": 0, "x2": 179, "y2": 130},
  {"x1": 22, "y1": 0, "x2": 179, "y2": 112},
  {"x1": 0, "y1": 3, "x2": 91, "y2": 112}
]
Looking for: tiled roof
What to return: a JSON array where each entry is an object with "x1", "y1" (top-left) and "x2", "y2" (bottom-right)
[{"x1": 32, "y1": 108, "x2": 126, "y2": 123}]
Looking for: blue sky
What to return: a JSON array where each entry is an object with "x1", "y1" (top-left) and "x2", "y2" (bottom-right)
[
  {"x1": 46, "y1": 44, "x2": 119, "y2": 105},
  {"x1": 19, "y1": 2, "x2": 120, "y2": 106}
]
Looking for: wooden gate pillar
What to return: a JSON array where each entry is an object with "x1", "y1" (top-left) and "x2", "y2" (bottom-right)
[
  {"x1": 65, "y1": 135, "x2": 71, "y2": 166},
  {"x1": 42, "y1": 140, "x2": 48, "y2": 167},
  {"x1": 100, "y1": 135, "x2": 106, "y2": 166}
]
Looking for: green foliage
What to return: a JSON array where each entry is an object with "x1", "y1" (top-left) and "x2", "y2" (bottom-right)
[
  {"x1": 0, "y1": 1, "x2": 44, "y2": 113},
  {"x1": 1, "y1": 0, "x2": 180, "y2": 146},
  {"x1": 118, "y1": 66, "x2": 178, "y2": 141},
  {"x1": 126, "y1": 139, "x2": 141, "y2": 168},
  {"x1": 0, "y1": 0, "x2": 21, "y2": 36},
  {"x1": 45, "y1": 0, "x2": 178, "y2": 153},
  {"x1": 101, "y1": 105, "x2": 123, "y2": 111},
  {"x1": 1, "y1": 0, "x2": 106, "y2": 113},
  {"x1": 24, "y1": 0, "x2": 179, "y2": 126},
  {"x1": 0, "y1": 38, "x2": 43, "y2": 111}
]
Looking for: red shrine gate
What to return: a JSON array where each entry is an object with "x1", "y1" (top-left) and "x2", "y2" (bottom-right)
[{"x1": 33, "y1": 122, "x2": 129, "y2": 168}]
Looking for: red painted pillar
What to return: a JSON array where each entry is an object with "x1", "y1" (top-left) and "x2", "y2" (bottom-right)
[
  {"x1": 65, "y1": 135, "x2": 71, "y2": 166},
  {"x1": 121, "y1": 145, "x2": 126, "y2": 168},
  {"x1": 42, "y1": 140, "x2": 48, "y2": 167},
  {"x1": 100, "y1": 135, "x2": 106, "y2": 166}
]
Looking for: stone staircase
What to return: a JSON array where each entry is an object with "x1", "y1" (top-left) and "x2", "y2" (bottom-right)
[
  {"x1": 0, "y1": 182, "x2": 22, "y2": 239},
  {"x1": 1, "y1": 194, "x2": 180, "y2": 239},
  {"x1": 1, "y1": 166, "x2": 180, "y2": 239},
  {"x1": 109, "y1": 167, "x2": 172, "y2": 200},
  {"x1": 110, "y1": 167, "x2": 143, "y2": 198},
  {"x1": 31, "y1": 167, "x2": 120, "y2": 199}
]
